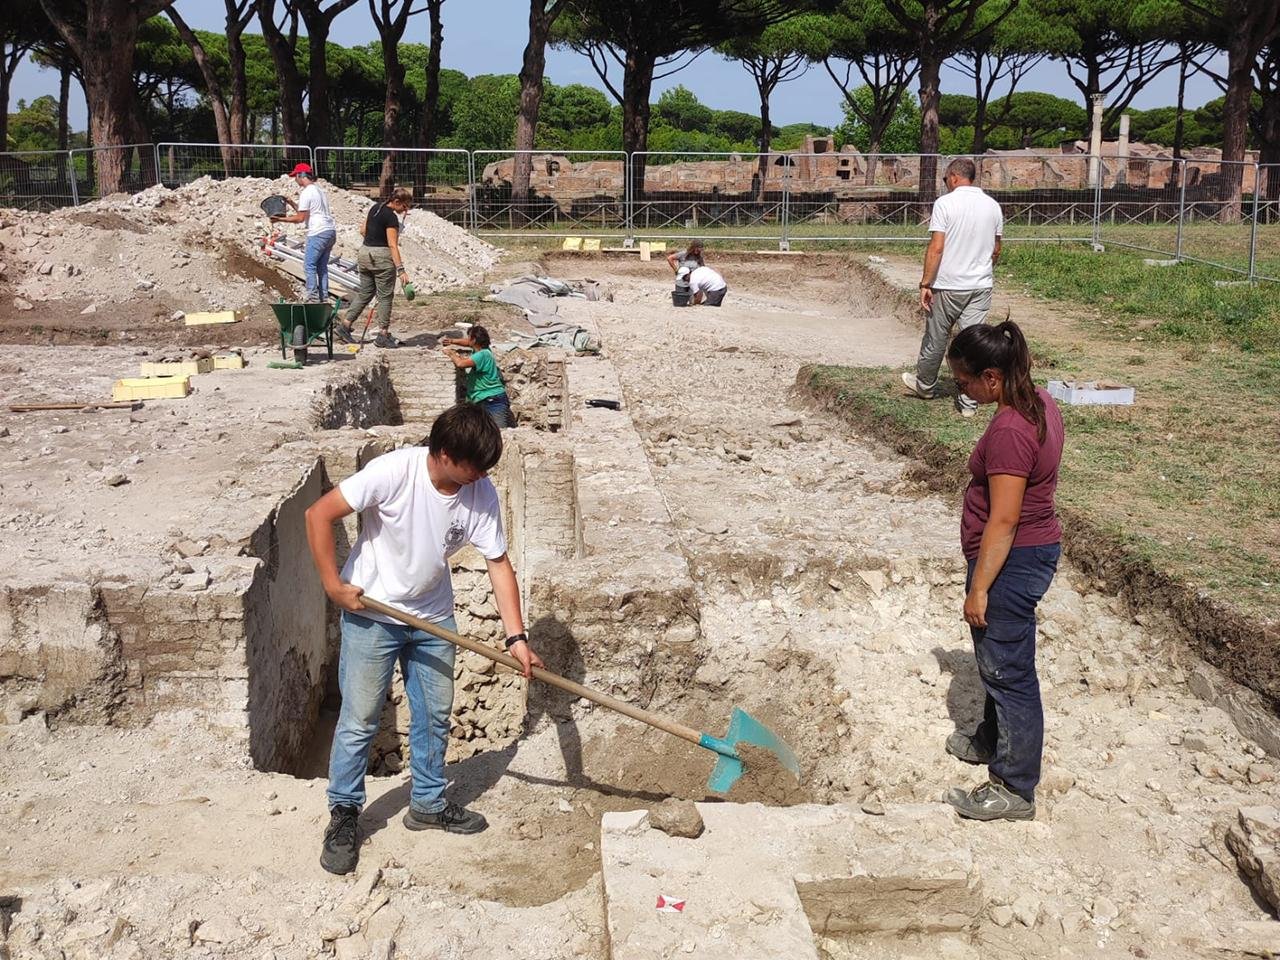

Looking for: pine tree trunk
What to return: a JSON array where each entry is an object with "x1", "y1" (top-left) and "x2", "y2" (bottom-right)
[
  {"x1": 57, "y1": 64, "x2": 71, "y2": 150},
  {"x1": 168, "y1": 9, "x2": 234, "y2": 175},
  {"x1": 756, "y1": 85, "x2": 771, "y2": 201},
  {"x1": 421, "y1": 0, "x2": 444, "y2": 149},
  {"x1": 622, "y1": 49, "x2": 656, "y2": 205},
  {"x1": 256, "y1": 0, "x2": 308, "y2": 147},
  {"x1": 513, "y1": 0, "x2": 553, "y2": 214},
  {"x1": 0, "y1": 66, "x2": 10, "y2": 152},
  {"x1": 226, "y1": 6, "x2": 250, "y2": 148},
  {"x1": 378, "y1": 42, "x2": 406, "y2": 198},
  {"x1": 1218, "y1": 30, "x2": 1253, "y2": 219},
  {"x1": 917, "y1": 53, "x2": 942, "y2": 204},
  {"x1": 302, "y1": 12, "x2": 332, "y2": 146},
  {"x1": 36, "y1": 0, "x2": 172, "y2": 196},
  {"x1": 972, "y1": 66, "x2": 986, "y2": 154},
  {"x1": 1174, "y1": 48, "x2": 1189, "y2": 159},
  {"x1": 865, "y1": 134, "x2": 881, "y2": 186}
]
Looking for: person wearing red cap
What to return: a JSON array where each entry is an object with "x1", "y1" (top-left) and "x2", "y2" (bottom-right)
[{"x1": 271, "y1": 163, "x2": 338, "y2": 302}]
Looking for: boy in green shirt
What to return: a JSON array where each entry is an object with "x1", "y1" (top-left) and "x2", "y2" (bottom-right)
[{"x1": 442, "y1": 325, "x2": 514, "y2": 428}]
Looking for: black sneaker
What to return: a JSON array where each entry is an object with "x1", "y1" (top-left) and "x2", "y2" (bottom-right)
[
  {"x1": 333, "y1": 322, "x2": 355, "y2": 344},
  {"x1": 945, "y1": 731, "x2": 995, "y2": 765},
  {"x1": 374, "y1": 331, "x2": 401, "y2": 349},
  {"x1": 945, "y1": 777, "x2": 1036, "y2": 822},
  {"x1": 320, "y1": 804, "x2": 361, "y2": 874},
  {"x1": 402, "y1": 801, "x2": 488, "y2": 835}
]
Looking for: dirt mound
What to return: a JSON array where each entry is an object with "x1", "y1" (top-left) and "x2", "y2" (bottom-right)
[{"x1": 0, "y1": 175, "x2": 499, "y2": 314}]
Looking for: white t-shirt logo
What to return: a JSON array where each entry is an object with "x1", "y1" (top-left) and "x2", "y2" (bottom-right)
[{"x1": 444, "y1": 521, "x2": 466, "y2": 553}]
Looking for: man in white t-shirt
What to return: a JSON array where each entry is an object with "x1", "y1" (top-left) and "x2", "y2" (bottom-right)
[
  {"x1": 901, "y1": 157, "x2": 1004, "y2": 416},
  {"x1": 305, "y1": 403, "x2": 543, "y2": 875},
  {"x1": 271, "y1": 162, "x2": 338, "y2": 301},
  {"x1": 689, "y1": 264, "x2": 728, "y2": 306}
]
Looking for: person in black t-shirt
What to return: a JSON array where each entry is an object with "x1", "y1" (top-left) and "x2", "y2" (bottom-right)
[{"x1": 336, "y1": 187, "x2": 413, "y2": 348}]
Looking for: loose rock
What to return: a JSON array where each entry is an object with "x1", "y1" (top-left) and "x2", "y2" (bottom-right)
[{"x1": 650, "y1": 798, "x2": 705, "y2": 839}]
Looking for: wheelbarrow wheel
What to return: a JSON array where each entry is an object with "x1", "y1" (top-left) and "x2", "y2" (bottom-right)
[{"x1": 292, "y1": 322, "x2": 308, "y2": 366}]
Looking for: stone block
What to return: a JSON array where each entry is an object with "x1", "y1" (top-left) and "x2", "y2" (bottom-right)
[
  {"x1": 601, "y1": 803, "x2": 981, "y2": 960},
  {"x1": 1226, "y1": 806, "x2": 1280, "y2": 912}
]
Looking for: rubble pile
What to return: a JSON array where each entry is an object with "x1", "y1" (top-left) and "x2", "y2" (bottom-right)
[{"x1": 0, "y1": 175, "x2": 499, "y2": 311}]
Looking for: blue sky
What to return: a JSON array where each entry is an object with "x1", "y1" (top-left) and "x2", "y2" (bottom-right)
[{"x1": 11, "y1": 0, "x2": 1229, "y2": 133}]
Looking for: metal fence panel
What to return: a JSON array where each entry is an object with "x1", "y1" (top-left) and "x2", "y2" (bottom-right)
[
  {"x1": 1255, "y1": 164, "x2": 1280, "y2": 283},
  {"x1": 471, "y1": 150, "x2": 627, "y2": 236},
  {"x1": 315, "y1": 146, "x2": 471, "y2": 227},
  {"x1": 156, "y1": 142, "x2": 312, "y2": 188},
  {"x1": 0, "y1": 149, "x2": 76, "y2": 210},
  {"x1": 628, "y1": 151, "x2": 784, "y2": 243},
  {"x1": 1168, "y1": 158, "x2": 1261, "y2": 277},
  {"x1": 782, "y1": 152, "x2": 1096, "y2": 243},
  {"x1": 68, "y1": 143, "x2": 159, "y2": 203},
  {"x1": 1092, "y1": 155, "x2": 1187, "y2": 261},
  {"x1": 785, "y1": 151, "x2": 926, "y2": 241}
]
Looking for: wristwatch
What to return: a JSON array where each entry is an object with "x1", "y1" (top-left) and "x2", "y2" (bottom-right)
[{"x1": 504, "y1": 632, "x2": 528, "y2": 649}]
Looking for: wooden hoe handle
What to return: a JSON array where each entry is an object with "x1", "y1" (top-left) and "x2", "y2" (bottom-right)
[{"x1": 357, "y1": 597, "x2": 705, "y2": 747}]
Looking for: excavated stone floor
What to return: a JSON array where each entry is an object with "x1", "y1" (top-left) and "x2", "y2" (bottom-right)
[{"x1": 0, "y1": 254, "x2": 1277, "y2": 960}]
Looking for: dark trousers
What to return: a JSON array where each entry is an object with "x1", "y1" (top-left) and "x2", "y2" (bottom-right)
[
  {"x1": 479, "y1": 394, "x2": 514, "y2": 429},
  {"x1": 965, "y1": 543, "x2": 1060, "y2": 800}
]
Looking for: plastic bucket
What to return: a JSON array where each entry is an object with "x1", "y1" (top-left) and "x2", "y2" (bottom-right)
[{"x1": 672, "y1": 290, "x2": 692, "y2": 307}]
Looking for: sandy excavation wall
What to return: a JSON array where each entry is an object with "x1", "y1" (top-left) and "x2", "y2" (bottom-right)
[
  {"x1": 0, "y1": 336, "x2": 706, "y2": 778},
  {"x1": 521, "y1": 358, "x2": 704, "y2": 719},
  {"x1": 0, "y1": 174, "x2": 500, "y2": 313}
]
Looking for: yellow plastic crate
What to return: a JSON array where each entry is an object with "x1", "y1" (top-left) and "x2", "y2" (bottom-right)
[
  {"x1": 212, "y1": 353, "x2": 246, "y2": 370},
  {"x1": 111, "y1": 375, "x2": 191, "y2": 402},
  {"x1": 582, "y1": 239, "x2": 601, "y2": 251},
  {"x1": 561, "y1": 237, "x2": 583, "y2": 251},
  {"x1": 139, "y1": 357, "x2": 213, "y2": 378},
  {"x1": 184, "y1": 310, "x2": 242, "y2": 326}
]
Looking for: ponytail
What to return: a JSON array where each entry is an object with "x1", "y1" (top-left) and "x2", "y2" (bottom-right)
[{"x1": 947, "y1": 320, "x2": 1046, "y2": 441}]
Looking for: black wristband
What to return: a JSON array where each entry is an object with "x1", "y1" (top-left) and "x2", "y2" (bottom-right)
[{"x1": 504, "y1": 633, "x2": 528, "y2": 649}]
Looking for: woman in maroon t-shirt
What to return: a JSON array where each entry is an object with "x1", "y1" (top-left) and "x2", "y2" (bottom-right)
[{"x1": 941, "y1": 320, "x2": 1064, "y2": 823}]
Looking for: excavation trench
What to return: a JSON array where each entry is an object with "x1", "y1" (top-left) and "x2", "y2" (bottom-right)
[{"x1": 279, "y1": 404, "x2": 863, "y2": 809}]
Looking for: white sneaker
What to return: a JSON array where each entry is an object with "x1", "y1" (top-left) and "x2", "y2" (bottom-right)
[
  {"x1": 901, "y1": 370, "x2": 936, "y2": 400},
  {"x1": 957, "y1": 395, "x2": 977, "y2": 418}
]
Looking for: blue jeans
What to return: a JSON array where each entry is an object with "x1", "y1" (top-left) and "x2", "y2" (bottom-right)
[
  {"x1": 480, "y1": 394, "x2": 513, "y2": 429},
  {"x1": 305, "y1": 230, "x2": 337, "y2": 301},
  {"x1": 965, "y1": 543, "x2": 1060, "y2": 801},
  {"x1": 327, "y1": 611, "x2": 457, "y2": 814}
]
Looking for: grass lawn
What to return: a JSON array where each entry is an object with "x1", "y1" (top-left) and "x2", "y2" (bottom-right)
[{"x1": 805, "y1": 244, "x2": 1280, "y2": 622}]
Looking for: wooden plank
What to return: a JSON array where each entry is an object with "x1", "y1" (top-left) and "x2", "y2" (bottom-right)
[
  {"x1": 8, "y1": 401, "x2": 139, "y2": 412},
  {"x1": 184, "y1": 310, "x2": 242, "y2": 326}
]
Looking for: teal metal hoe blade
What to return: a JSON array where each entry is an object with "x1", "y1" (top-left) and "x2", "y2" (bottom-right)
[{"x1": 698, "y1": 707, "x2": 801, "y2": 795}]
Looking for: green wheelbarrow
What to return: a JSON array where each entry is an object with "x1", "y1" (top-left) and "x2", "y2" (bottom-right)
[{"x1": 271, "y1": 300, "x2": 336, "y2": 366}]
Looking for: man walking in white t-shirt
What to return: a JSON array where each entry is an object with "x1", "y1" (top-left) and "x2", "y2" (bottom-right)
[
  {"x1": 901, "y1": 158, "x2": 1004, "y2": 416},
  {"x1": 305, "y1": 403, "x2": 544, "y2": 875},
  {"x1": 271, "y1": 162, "x2": 338, "y2": 302}
]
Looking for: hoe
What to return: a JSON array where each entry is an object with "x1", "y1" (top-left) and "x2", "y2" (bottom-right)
[{"x1": 360, "y1": 597, "x2": 800, "y2": 794}]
